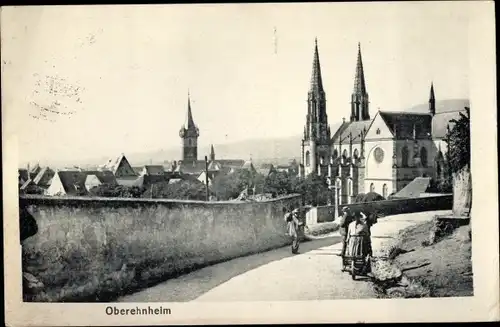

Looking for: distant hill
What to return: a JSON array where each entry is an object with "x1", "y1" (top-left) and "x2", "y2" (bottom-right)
[
  {"x1": 404, "y1": 99, "x2": 470, "y2": 114},
  {"x1": 31, "y1": 99, "x2": 469, "y2": 169}
]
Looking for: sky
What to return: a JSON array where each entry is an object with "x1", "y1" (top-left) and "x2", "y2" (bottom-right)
[{"x1": 2, "y1": 3, "x2": 472, "y2": 165}]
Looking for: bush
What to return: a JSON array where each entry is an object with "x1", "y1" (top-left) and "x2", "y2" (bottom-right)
[
  {"x1": 142, "y1": 179, "x2": 212, "y2": 201},
  {"x1": 89, "y1": 184, "x2": 144, "y2": 198}
]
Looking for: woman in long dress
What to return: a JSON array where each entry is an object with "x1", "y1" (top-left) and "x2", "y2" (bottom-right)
[{"x1": 345, "y1": 212, "x2": 372, "y2": 272}]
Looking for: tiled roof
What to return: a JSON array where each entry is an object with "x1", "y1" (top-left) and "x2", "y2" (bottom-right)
[
  {"x1": 93, "y1": 170, "x2": 118, "y2": 185},
  {"x1": 242, "y1": 160, "x2": 256, "y2": 171},
  {"x1": 132, "y1": 166, "x2": 143, "y2": 175},
  {"x1": 393, "y1": 177, "x2": 431, "y2": 199},
  {"x1": 56, "y1": 170, "x2": 90, "y2": 195},
  {"x1": 378, "y1": 111, "x2": 432, "y2": 135},
  {"x1": 19, "y1": 169, "x2": 29, "y2": 183},
  {"x1": 143, "y1": 165, "x2": 165, "y2": 175},
  {"x1": 331, "y1": 120, "x2": 372, "y2": 144},
  {"x1": 178, "y1": 160, "x2": 207, "y2": 174},
  {"x1": 207, "y1": 161, "x2": 222, "y2": 171},
  {"x1": 20, "y1": 178, "x2": 35, "y2": 190},
  {"x1": 32, "y1": 167, "x2": 55, "y2": 187},
  {"x1": 216, "y1": 159, "x2": 245, "y2": 167}
]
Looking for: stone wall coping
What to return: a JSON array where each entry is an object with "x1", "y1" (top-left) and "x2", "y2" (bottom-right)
[
  {"x1": 314, "y1": 194, "x2": 452, "y2": 210},
  {"x1": 19, "y1": 194, "x2": 302, "y2": 207}
]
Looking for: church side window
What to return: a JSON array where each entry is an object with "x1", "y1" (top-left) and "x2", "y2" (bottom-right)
[
  {"x1": 333, "y1": 149, "x2": 338, "y2": 158},
  {"x1": 401, "y1": 146, "x2": 409, "y2": 167},
  {"x1": 370, "y1": 183, "x2": 375, "y2": 193},
  {"x1": 342, "y1": 149, "x2": 348, "y2": 159},
  {"x1": 305, "y1": 151, "x2": 310, "y2": 166},
  {"x1": 382, "y1": 184, "x2": 388, "y2": 198},
  {"x1": 353, "y1": 148, "x2": 359, "y2": 159},
  {"x1": 420, "y1": 147, "x2": 428, "y2": 167}
]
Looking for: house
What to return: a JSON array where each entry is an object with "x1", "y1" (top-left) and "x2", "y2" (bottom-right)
[
  {"x1": 99, "y1": 153, "x2": 137, "y2": 178},
  {"x1": 47, "y1": 170, "x2": 118, "y2": 196},
  {"x1": 140, "y1": 165, "x2": 165, "y2": 176},
  {"x1": 32, "y1": 167, "x2": 55, "y2": 189},
  {"x1": 18, "y1": 169, "x2": 29, "y2": 187},
  {"x1": 46, "y1": 170, "x2": 89, "y2": 196},
  {"x1": 241, "y1": 159, "x2": 257, "y2": 174},
  {"x1": 256, "y1": 163, "x2": 276, "y2": 176},
  {"x1": 84, "y1": 171, "x2": 118, "y2": 192}
]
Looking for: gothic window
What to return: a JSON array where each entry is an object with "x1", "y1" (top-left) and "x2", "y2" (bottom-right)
[
  {"x1": 353, "y1": 148, "x2": 359, "y2": 159},
  {"x1": 420, "y1": 147, "x2": 428, "y2": 167},
  {"x1": 370, "y1": 183, "x2": 375, "y2": 193},
  {"x1": 382, "y1": 184, "x2": 388, "y2": 198},
  {"x1": 305, "y1": 151, "x2": 310, "y2": 167},
  {"x1": 333, "y1": 149, "x2": 338, "y2": 158},
  {"x1": 348, "y1": 179, "x2": 353, "y2": 197},
  {"x1": 401, "y1": 146, "x2": 409, "y2": 167},
  {"x1": 342, "y1": 149, "x2": 348, "y2": 159}
]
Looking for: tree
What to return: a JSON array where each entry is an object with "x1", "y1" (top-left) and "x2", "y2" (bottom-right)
[
  {"x1": 264, "y1": 171, "x2": 293, "y2": 197},
  {"x1": 444, "y1": 107, "x2": 472, "y2": 216},
  {"x1": 291, "y1": 174, "x2": 330, "y2": 206},
  {"x1": 89, "y1": 184, "x2": 144, "y2": 198},
  {"x1": 212, "y1": 170, "x2": 264, "y2": 200},
  {"x1": 445, "y1": 107, "x2": 471, "y2": 174},
  {"x1": 142, "y1": 179, "x2": 212, "y2": 201}
]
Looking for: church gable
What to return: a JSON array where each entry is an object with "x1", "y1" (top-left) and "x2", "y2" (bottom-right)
[{"x1": 365, "y1": 112, "x2": 393, "y2": 140}]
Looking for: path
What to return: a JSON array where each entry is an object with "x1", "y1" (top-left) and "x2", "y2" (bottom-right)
[{"x1": 118, "y1": 210, "x2": 451, "y2": 302}]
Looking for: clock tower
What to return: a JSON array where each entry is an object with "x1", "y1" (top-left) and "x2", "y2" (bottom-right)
[{"x1": 179, "y1": 93, "x2": 199, "y2": 165}]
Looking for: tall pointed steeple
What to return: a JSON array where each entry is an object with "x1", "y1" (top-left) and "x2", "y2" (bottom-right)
[
  {"x1": 429, "y1": 82, "x2": 436, "y2": 116},
  {"x1": 301, "y1": 38, "x2": 331, "y2": 178},
  {"x1": 179, "y1": 91, "x2": 200, "y2": 164},
  {"x1": 184, "y1": 91, "x2": 196, "y2": 130},
  {"x1": 351, "y1": 42, "x2": 370, "y2": 122},
  {"x1": 309, "y1": 38, "x2": 324, "y2": 95},
  {"x1": 210, "y1": 144, "x2": 215, "y2": 161},
  {"x1": 353, "y1": 43, "x2": 367, "y2": 94}
]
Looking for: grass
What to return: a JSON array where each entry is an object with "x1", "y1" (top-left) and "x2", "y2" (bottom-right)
[{"x1": 373, "y1": 220, "x2": 473, "y2": 299}]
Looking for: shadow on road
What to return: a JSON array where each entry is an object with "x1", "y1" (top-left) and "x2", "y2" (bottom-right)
[{"x1": 118, "y1": 236, "x2": 342, "y2": 302}]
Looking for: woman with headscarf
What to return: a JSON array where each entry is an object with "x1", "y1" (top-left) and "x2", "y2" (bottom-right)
[{"x1": 345, "y1": 211, "x2": 372, "y2": 274}]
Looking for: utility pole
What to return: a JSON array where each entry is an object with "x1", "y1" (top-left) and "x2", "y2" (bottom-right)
[{"x1": 205, "y1": 155, "x2": 209, "y2": 201}]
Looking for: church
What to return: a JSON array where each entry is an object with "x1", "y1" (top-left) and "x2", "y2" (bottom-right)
[
  {"x1": 177, "y1": 94, "x2": 245, "y2": 175},
  {"x1": 299, "y1": 39, "x2": 468, "y2": 204}
]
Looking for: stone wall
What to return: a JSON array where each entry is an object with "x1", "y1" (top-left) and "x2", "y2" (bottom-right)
[
  {"x1": 20, "y1": 194, "x2": 301, "y2": 302},
  {"x1": 305, "y1": 194, "x2": 453, "y2": 224}
]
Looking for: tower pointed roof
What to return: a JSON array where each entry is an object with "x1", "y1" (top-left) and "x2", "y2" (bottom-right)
[
  {"x1": 184, "y1": 92, "x2": 196, "y2": 130},
  {"x1": 309, "y1": 38, "x2": 324, "y2": 94},
  {"x1": 210, "y1": 144, "x2": 215, "y2": 156},
  {"x1": 429, "y1": 82, "x2": 435, "y2": 101},
  {"x1": 353, "y1": 42, "x2": 367, "y2": 95}
]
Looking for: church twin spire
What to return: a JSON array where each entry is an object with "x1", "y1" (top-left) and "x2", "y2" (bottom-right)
[
  {"x1": 309, "y1": 38, "x2": 325, "y2": 96},
  {"x1": 351, "y1": 42, "x2": 370, "y2": 122}
]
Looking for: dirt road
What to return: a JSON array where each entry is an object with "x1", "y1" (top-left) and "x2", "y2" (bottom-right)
[{"x1": 117, "y1": 210, "x2": 451, "y2": 302}]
